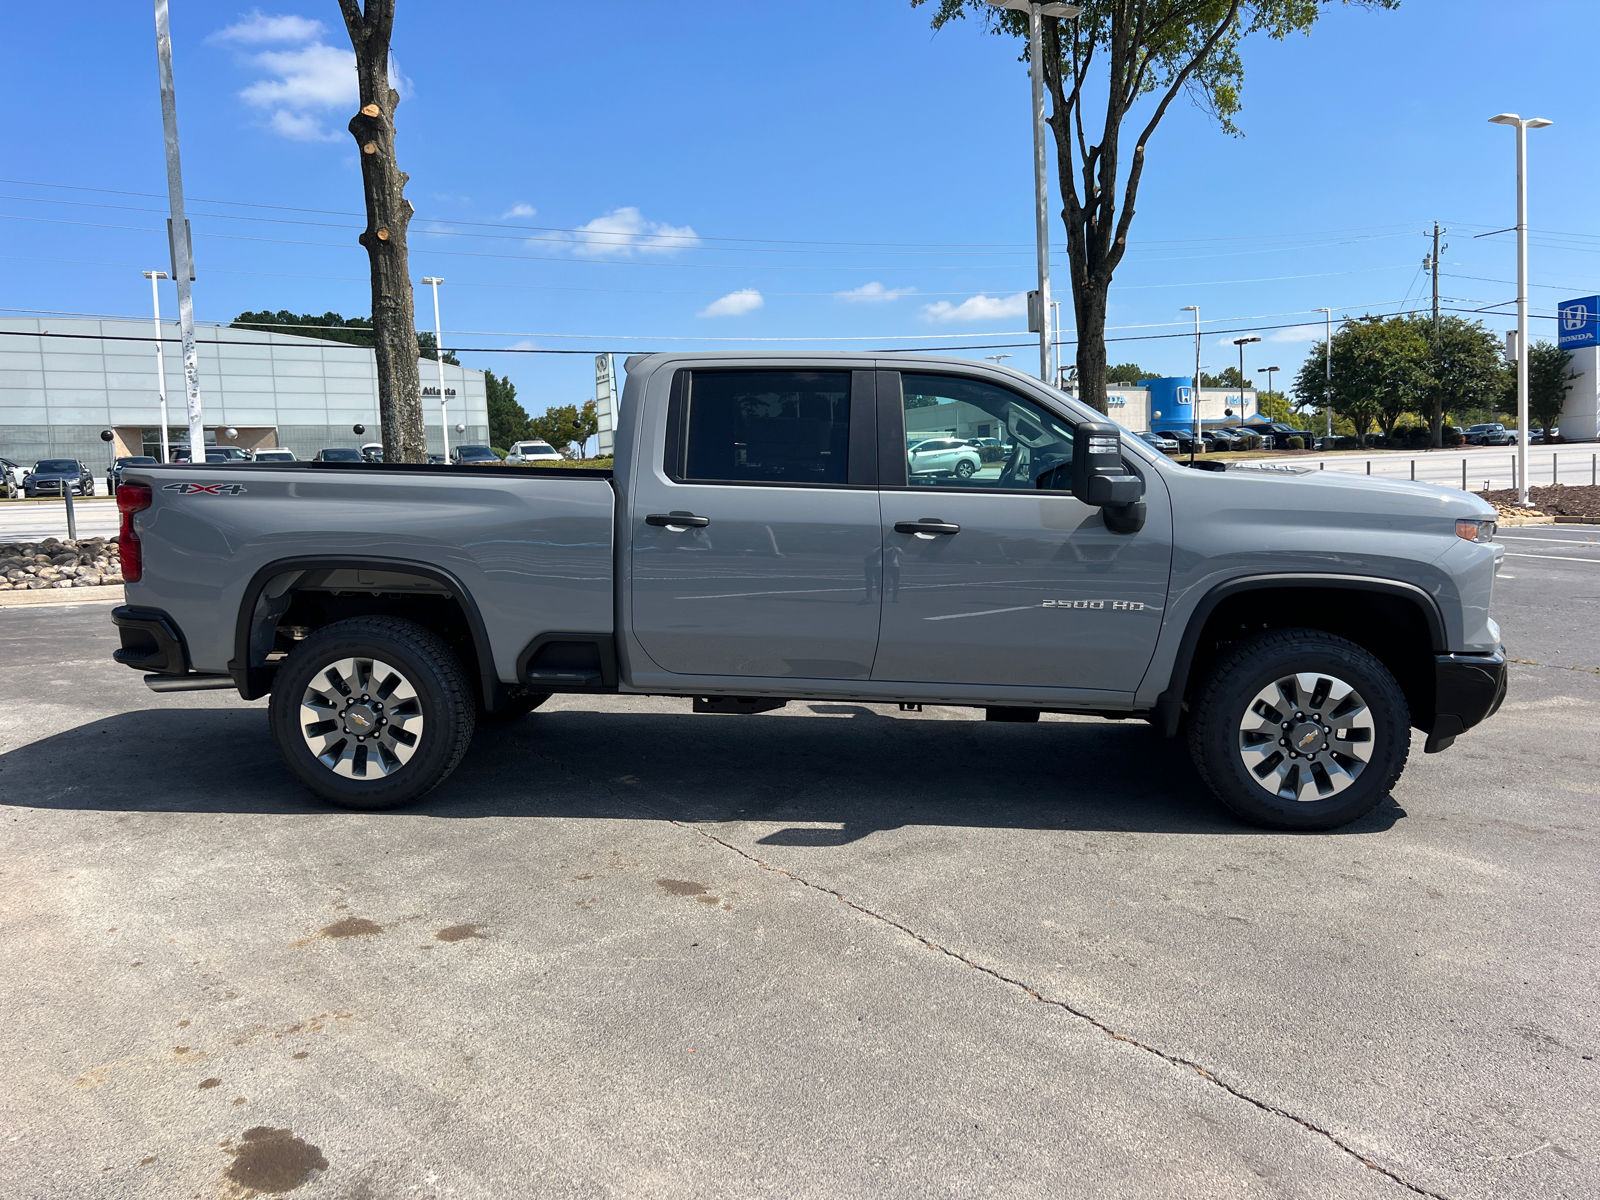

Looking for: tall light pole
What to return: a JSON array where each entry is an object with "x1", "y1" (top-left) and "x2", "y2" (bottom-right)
[
  {"x1": 989, "y1": 1, "x2": 1082, "y2": 383},
  {"x1": 421, "y1": 277, "x2": 449, "y2": 461},
  {"x1": 1257, "y1": 366, "x2": 1280, "y2": 416},
  {"x1": 142, "y1": 270, "x2": 171, "y2": 462},
  {"x1": 1180, "y1": 306, "x2": 1201, "y2": 463},
  {"x1": 1315, "y1": 307, "x2": 1333, "y2": 443},
  {"x1": 1233, "y1": 335, "x2": 1261, "y2": 425},
  {"x1": 1489, "y1": 112, "x2": 1553, "y2": 507},
  {"x1": 152, "y1": 1, "x2": 204, "y2": 463},
  {"x1": 985, "y1": 354, "x2": 1013, "y2": 369}
]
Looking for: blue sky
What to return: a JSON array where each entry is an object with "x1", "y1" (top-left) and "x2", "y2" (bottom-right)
[{"x1": 1, "y1": 1, "x2": 1594, "y2": 414}]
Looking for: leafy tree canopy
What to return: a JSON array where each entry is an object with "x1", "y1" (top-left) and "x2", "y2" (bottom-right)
[
  {"x1": 1526, "y1": 340, "x2": 1576, "y2": 431},
  {"x1": 231, "y1": 309, "x2": 459, "y2": 364},
  {"x1": 531, "y1": 400, "x2": 600, "y2": 457},
  {"x1": 1106, "y1": 362, "x2": 1153, "y2": 384},
  {"x1": 485, "y1": 370, "x2": 532, "y2": 448}
]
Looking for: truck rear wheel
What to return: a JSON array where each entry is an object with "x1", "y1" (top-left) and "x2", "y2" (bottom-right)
[
  {"x1": 1188, "y1": 629, "x2": 1410, "y2": 830},
  {"x1": 268, "y1": 616, "x2": 476, "y2": 810}
]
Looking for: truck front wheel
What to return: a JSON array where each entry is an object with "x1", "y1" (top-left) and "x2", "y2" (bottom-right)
[
  {"x1": 1188, "y1": 629, "x2": 1410, "y2": 830},
  {"x1": 268, "y1": 616, "x2": 476, "y2": 810}
]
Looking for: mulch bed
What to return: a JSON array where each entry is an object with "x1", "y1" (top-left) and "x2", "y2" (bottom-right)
[{"x1": 1475, "y1": 484, "x2": 1600, "y2": 518}]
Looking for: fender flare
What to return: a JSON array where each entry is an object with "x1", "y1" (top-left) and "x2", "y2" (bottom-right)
[
  {"x1": 1150, "y1": 573, "x2": 1448, "y2": 738},
  {"x1": 228, "y1": 555, "x2": 500, "y2": 707}
]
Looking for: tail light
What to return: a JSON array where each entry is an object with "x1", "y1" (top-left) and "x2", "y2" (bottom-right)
[{"x1": 117, "y1": 483, "x2": 153, "y2": 582}]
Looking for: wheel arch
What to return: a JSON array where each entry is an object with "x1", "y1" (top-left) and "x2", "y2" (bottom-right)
[
  {"x1": 229, "y1": 556, "x2": 501, "y2": 709},
  {"x1": 1152, "y1": 575, "x2": 1447, "y2": 739}
]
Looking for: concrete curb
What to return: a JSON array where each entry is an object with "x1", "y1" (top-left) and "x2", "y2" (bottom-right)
[
  {"x1": 1553, "y1": 515, "x2": 1600, "y2": 525},
  {"x1": 1499, "y1": 515, "x2": 1556, "y2": 526},
  {"x1": 0, "y1": 586, "x2": 125, "y2": 608}
]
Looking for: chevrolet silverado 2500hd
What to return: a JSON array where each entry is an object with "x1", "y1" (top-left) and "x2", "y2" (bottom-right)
[{"x1": 109, "y1": 354, "x2": 1507, "y2": 830}]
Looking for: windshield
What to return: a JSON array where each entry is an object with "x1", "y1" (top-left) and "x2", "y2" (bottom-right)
[
  {"x1": 458, "y1": 445, "x2": 493, "y2": 457},
  {"x1": 35, "y1": 460, "x2": 79, "y2": 473},
  {"x1": 116, "y1": 457, "x2": 157, "y2": 466},
  {"x1": 319, "y1": 448, "x2": 362, "y2": 461}
]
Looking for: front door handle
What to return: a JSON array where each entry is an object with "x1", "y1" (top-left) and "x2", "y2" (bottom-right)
[
  {"x1": 894, "y1": 519, "x2": 961, "y2": 538},
  {"x1": 646, "y1": 511, "x2": 711, "y2": 529}
]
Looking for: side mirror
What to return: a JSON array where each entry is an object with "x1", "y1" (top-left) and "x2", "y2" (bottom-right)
[{"x1": 1072, "y1": 420, "x2": 1142, "y2": 507}]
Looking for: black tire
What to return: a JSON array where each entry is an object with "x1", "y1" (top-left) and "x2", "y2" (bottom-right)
[
  {"x1": 1188, "y1": 629, "x2": 1410, "y2": 831},
  {"x1": 478, "y1": 692, "x2": 552, "y2": 723},
  {"x1": 268, "y1": 616, "x2": 476, "y2": 811},
  {"x1": 954, "y1": 459, "x2": 976, "y2": 480}
]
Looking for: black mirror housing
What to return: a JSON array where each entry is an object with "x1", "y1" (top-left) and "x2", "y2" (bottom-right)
[{"x1": 1072, "y1": 420, "x2": 1142, "y2": 507}]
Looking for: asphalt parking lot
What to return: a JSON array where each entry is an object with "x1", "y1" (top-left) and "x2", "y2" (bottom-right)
[{"x1": 2, "y1": 525, "x2": 1596, "y2": 1200}]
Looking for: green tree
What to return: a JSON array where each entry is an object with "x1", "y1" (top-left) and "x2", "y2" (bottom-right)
[
  {"x1": 1405, "y1": 314, "x2": 1503, "y2": 446},
  {"x1": 915, "y1": 0, "x2": 1398, "y2": 413},
  {"x1": 1526, "y1": 340, "x2": 1576, "y2": 433},
  {"x1": 1202, "y1": 366, "x2": 1248, "y2": 388},
  {"x1": 531, "y1": 400, "x2": 601, "y2": 458},
  {"x1": 1106, "y1": 362, "x2": 1152, "y2": 384},
  {"x1": 485, "y1": 370, "x2": 531, "y2": 448},
  {"x1": 231, "y1": 309, "x2": 458, "y2": 362},
  {"x1": 1292, "y1": 315, "x2": 1428, "y2": 442}
]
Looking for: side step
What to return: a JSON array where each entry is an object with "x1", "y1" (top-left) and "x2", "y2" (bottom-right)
[
  {"x1": 693, "y1": 696, "x2": 787, "y2": 715},
  {"x1": 144, "y1": 673, "x2": 236, "y2": 693}
]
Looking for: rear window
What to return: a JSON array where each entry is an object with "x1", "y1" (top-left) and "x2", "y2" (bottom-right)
[{"x1": 319, "y1": 448, "x2": 362, "y2": 462}]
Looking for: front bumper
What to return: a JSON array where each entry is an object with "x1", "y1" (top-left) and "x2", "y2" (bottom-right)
[{"x1": 1425, "y1": 650, "x2": 1508, "y2": 753}]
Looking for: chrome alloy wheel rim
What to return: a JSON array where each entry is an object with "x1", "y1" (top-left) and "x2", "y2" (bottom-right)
[
  {"x1": 299, "y1": 656, "x2": 424, "y2": 779},
  {"x1": 1237, "y1": 672, "x2": 1375, "y2": 802}
]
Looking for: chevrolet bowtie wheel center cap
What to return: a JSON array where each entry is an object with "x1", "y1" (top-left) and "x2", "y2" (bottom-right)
[
  {"x1": 299, "y1": 656, "x2": 425, "y2": 779},
  {"x1": 1237, "y1": 672, "x2": 1375, "y2": 803}
]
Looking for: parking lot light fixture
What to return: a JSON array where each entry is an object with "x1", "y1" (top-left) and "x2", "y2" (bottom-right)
[
  {"x1": 1488, "y1": 113, "x2": 1553, "y2": 506},
  {"x1": 1232, "y1": 336, "x2": 1261, "y2": 424},
  {"x1": 142, "y1": 270, "x2": 171, "y2": 462},
  {"x1": 421, "y1": 277, "x2": 448, "y2": 461}
]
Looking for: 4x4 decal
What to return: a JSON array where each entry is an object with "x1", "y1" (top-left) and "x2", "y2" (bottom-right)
[{"x1": 163, "y1": 482, "x2": 248, "y2": 495}]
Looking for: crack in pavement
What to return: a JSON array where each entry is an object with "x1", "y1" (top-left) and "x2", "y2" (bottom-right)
[
  {"x1": 527, "y1": 736, "x2": 1454, "y2": 1200},
  {"x1": 1507, "y1": 657, "x2": 1600, "y2": 676}
]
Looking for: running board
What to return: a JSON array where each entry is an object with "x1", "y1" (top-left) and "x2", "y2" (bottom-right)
[{"x1": 144, "y1": 673, "x2": 237, "y2": 693}]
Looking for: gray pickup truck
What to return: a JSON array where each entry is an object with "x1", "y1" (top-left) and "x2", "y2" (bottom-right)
[{"x1": 109, "y1": 354, "x2": 1506, "y2": 830}]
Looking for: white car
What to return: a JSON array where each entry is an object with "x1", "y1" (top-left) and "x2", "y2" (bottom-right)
[
  {"x1": 253, "y1": 448, "x2": 297, "y2": 463},
  {"x1": 907, "y1": 437, "x2": 982, "y2": 480},
  {"x1": 506, "y1": 440, "x2": 563, "y2": 464}
]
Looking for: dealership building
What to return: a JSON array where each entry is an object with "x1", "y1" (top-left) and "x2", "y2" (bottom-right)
[{"x1": 0, "y1": 317, "x2": 489, "y2": 467}]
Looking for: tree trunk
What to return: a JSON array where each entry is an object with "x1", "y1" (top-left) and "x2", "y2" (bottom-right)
[
  {"x1": 1073, "y1": 284, "x2": 1109, "y2": 413},
  {"x1": 339, "y1": 0, "x2": 425, "y2": 464},
  {"x1": 1429, "y1": 393, "x2": 1444, "y2": 448}
]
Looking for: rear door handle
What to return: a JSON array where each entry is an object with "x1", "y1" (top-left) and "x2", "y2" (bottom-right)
[
  {"x1": 894, "y1": 519, "x2": 961, "y2": 537},
  {"x1": 646, "y1": 512, "x2": 711, "y2": 529}
]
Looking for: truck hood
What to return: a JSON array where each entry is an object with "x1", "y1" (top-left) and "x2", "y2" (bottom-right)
[{"x1": 1202, "y1": 460, "x2": 1498, "y2": 518}]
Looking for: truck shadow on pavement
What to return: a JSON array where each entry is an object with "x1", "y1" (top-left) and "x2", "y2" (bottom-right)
[{"x1": 0, "y1": 701, "x2": 1406, "y2": 839}]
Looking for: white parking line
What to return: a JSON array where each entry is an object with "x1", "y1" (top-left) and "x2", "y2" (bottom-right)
[
  {"x1": 1497, "y1": 535, "x2": 1600, "y2": 545},
  {"x1": 1503, "y1": 553, "x2": 1600, "y2": 564}
]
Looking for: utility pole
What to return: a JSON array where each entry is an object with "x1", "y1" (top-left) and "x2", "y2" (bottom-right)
[
  {"x1": 152, "y1": 2, "x2": 204, "y2": 463},
  {"x1": 142, "y1": 270, "x2": 171, "y2": 462},
  {"x1": 1422, "y1": 222, "x2": 1449, "y2": 446},
  {"x1": 1315, "y1": 308, "x2": 1333, "y2": 444}
]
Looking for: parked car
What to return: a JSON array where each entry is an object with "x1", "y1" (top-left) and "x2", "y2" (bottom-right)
[
  {"x1": 1207, "y1": 428, "x2": 1243, "y2": 451},
  {"x1": 426, "y1": 453, "x2": 447, "y2": 465},
  {"x1": 1166, "y1": 430, "x2": 1215, "y2": 455},
  {"x1": 906, "y1": 437, "x2": 983, "y2": 479},
  {"x1": 313, "y1": 448, "x2": 364, "y2": 463},
  {"x1": 172, "y1": 447, "x2": 240, "y2": 464},
  {"x1": 452, "y1": 444, "x2": 502, "y2": 465},
  {"x1": 108, "y1": 455, "x2": 158, "y2": 493},
  {"x1": 252, "y1": 448, "x2": 298, "y2": 464},
  {"x1": 109, "y1": 350, "x2": 1508, "y2": 832},
  {"x1": 965, "y1": 436, "x2": 1011, "y2": 463},
  {"x1": 1, "y1": 455, "x2": 26, "y2": 497},
  {"x1": 1137, "y1": 431, "x2": 1180, "y2": 454},
  {"x1": 1465, "y1": 423, "x2": 1513, "y2": 446},
  {"x1": 360, "y1": 443, "x2": 385, "y2": 463},
  {"x1": 506, "y1": 440, "x2": 563, "y2": 464},
  {"x1": 1246, "y1": 422, "x2": 1315, "y2": 449},
  {"x1": 24, "y1": 458, "x2": 95, "y2": 498}
]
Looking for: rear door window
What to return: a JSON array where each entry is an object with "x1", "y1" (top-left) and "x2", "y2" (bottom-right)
[{"x1": 675, "y1": 371, "x2": 851, "y2": 485}]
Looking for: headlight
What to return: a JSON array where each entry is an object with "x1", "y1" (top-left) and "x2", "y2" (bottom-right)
[{"x1": 1456, "y1": 518, "x2": 1497, "y2": 543}]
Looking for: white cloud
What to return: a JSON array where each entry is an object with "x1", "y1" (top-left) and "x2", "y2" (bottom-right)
[
  {"x1": 502, "y1": 203, "x2": 537, "y2": 219},
  {"x1": 568, "y1": 207, "x2": 699, "y2": 257},
  {"x1": 836, "y1": 282, "x2": 915, "y2": 304},
  {"x1": 217, "y1": 13, "x2": 410, "y2": 143},
  {"x1": 921, "y1": 292, "x2": 1028, "y2": 323},
  {"x1": 699, "y1": 289, "x2": 764, "y2": 318},
  {"x1": 267, "y1": 109, "x2": 341, "y2": 142},
  {"x1": 240, "y1": 43, "x2": 358, "y2": 110},
  {"x1": 208, "y1": 10, "x2": 326, "y2": 44},
  {"x1": 1267, "y1": 324, "x2": 1320, "y2": 344}
]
